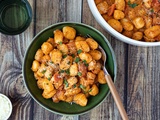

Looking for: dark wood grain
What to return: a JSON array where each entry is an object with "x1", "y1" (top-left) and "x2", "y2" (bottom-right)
[
  {"x1": 0, "y1": 0, "x2": 160, "y2": 120},
  {"x1": 0, "y1": 0, "x2": 34, "y2": 119},
  {"x1": 127, "y1": 46, "x2": 160, "y2": 120}
]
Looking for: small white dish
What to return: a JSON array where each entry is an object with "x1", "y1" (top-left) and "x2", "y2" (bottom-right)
[
  {"x1": 0, "y1": 93, "x2": 12, "y2": 120},
  {"x1": 87, "y1": 0, "x2": 160, "y2": 46}
]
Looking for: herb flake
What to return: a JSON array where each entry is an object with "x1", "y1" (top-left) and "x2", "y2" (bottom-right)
[
  {"x1": 128, "y1": 1, "x2": 138, "y2": 8},
  {"x1": 65, "y1": 69, "x2": 70, "y2": 75},
  {"x1": 64, "y1": 79, "x2": 69, "y2": 87},
  {"x1": 83, "y1": 60, "x2": 88, "y2": 66},
  {"x1": 88, "y1": 89, "x2": 92, "y2": 92},
  {"x1": 58, "y1": 41, "x2": 62, "y2": 45},
  {"x1": 79, "y1": 84, "x2": 86, "y2": 90},
  {"x1": 71, "y1": 54, "x2": 75, "y2": 58},
  {"x1": 63, "y1": 54, "x2": 67, "y2": 58},
  {"x1": 59, "y1": 69, "x2": 70, "y2": 75},
  {"x1": 77, "y1": 49, "x2": 82, "y2": 54},
  {"x1": 77, "y1": 72, "x2": 82, "y2": 76},
  {"x1": 59, "y1": 69, "x2": 65, "y2": 73},
  {"x1": 73, "y1": 84, "x2": 77, "y2": 88},
  {"x1": 74, "y1": 57, "x2": 80, "y2": 63},
  {"x1": 41, "y1": 70, "x2": 46, "y2": 74},
  {"x1": 150, "y1": 8, "x2": 154, "y2": 13}
]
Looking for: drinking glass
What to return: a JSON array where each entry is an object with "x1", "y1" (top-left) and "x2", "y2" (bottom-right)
[{"x1": 0, "y1": 0, "x2": 32, "y2": 35}]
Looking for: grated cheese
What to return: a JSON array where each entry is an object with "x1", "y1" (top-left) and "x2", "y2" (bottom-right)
[{"x1": 0, "y1": 95, "x2": 12, "y2": 120}]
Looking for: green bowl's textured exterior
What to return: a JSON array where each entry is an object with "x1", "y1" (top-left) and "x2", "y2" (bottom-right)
[{"x1": 23, "y1": 22, "x2": 117, "y2": 115}]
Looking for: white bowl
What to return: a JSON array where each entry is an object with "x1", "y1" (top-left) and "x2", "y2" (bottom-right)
[
  {"x1": 87, "y1": 0, "x2": 160, "y2": 46},
  {"x1": 0, "y1": 93, "x2": 12, "y2": 120}
]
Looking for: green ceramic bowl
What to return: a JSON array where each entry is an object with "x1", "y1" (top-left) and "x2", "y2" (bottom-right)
[{"x1": 22, "y1": 22, "x2": 117, "y2": 115}]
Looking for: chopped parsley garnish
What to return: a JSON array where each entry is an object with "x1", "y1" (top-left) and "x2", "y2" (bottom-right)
[
  {"x1": 60, "y1": 50, "x2": 63, "y2": 54},
  {"x1": 49, "y1": 74, "x2": 52, "y2": 77},
  {"x1": 50, "y1": 61, "x2": 53, "y2": 64},
  {"x1": 65, "y1": 69, "x2": 70, "y2": 75},
  {"x1": 71, "y1": 54, "x2": 75, "y2": 58},
  {"x1": 59, "y1": 69, "x2": 65, "y2": 73},
  {"x1": 74, "y1": 57, "x2": 80, "y2": 63},
  {"x1": 77, "y1": 72, "x2": 82, "y2": 76},
  {"x1": 58, "y1": 41, "x2": 62, "y2": 45},
  {"x1": 84, "y1": 89, "x2": 92, "y2": 94},
  {"x1": 128, "y1": 1, "x2": 138, "y2": 8},
  {"x1": 64, "y1": 79, "x2": 69, "y2": 87},
  {"x1": 48, "y1": 77, "x2": 51, "y2": 80},
  {"x1": 63, "y1": 54, "x2": 67, "y2": 58},
  {"x1": 77, "y1": 49, "x2": 82, "y2": 54},
  {"x1": 59, "y1": 69, "x2": 70, "y2": 75},
  {"x1": 83, "y1": 60, "x2": 88, "y2": 66},
  {"x1": 79, "y1": 84, "x2": 86, "y2": 90},
  {"x1": 150, "y1": 8, "x2": 154, "y2": 13},
  {"x1": 88, "y1": 89, "x2": 92, "y2": 92},
  {"x1": 41, "y1": 70, "x2": 46, "y2": 74},
  {"x1": 73, "y1": 84, "x2": 77, "y2": 88}
]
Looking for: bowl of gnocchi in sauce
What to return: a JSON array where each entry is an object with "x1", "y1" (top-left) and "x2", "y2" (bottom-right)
[
  {"x1": 23, "y1": 22, "x2": 117, "y2": 115},
  {"x1": 88, "y1": 0, "x2": 160, "y2": 46}
]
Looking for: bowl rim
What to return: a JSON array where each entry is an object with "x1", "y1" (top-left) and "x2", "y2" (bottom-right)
[
  {"x1": 22, "y1": 22, "x2": 117, "y2": 115},
  {"x1": 87, "y1": 0, "x2": 160, "y2": 47},
  {"x1": 0, "y1": 93, "x2": 12, "y2": 119}
]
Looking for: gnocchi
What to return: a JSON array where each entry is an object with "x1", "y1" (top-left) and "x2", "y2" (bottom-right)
[
  {"x1": 95, "y1": 0, "x2": 160, "y2": 42},
  {"x1": 31, "y1": 26, "x2": 108, "y2": 106}
]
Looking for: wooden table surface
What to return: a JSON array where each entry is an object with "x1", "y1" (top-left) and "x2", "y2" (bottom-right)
[{"x1": 0, "y1": 0, "x2": 160, "y2": 120}]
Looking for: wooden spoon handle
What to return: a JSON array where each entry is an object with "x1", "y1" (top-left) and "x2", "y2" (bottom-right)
[{"x1": 105, "y1": 74, "x2": 129, "y2": 120}]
